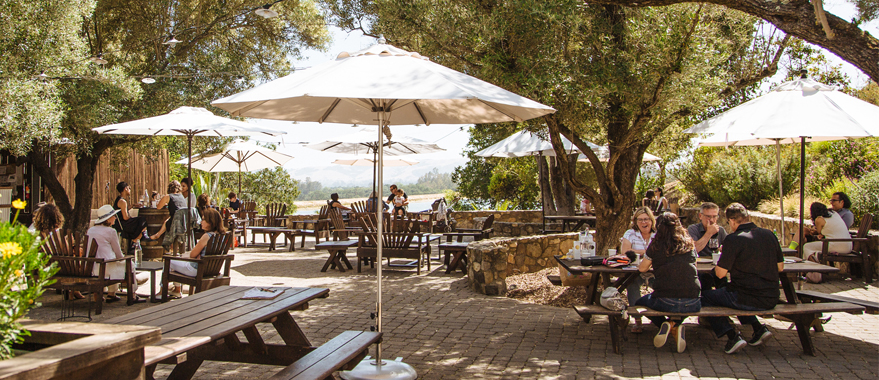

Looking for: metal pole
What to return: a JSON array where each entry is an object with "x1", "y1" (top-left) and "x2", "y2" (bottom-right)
[
  {"x1": 375, "y1": 107, "x2": 384, "y2": 368},
  {"x1": 775, "y1": 140, "x2": 784, "y2": 242},
  {"x1": 798, "y1": 137, "x2": 806, "y2": 258}
]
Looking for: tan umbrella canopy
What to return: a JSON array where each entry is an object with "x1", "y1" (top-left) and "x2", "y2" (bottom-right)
[
  {"x1": 177, "y1": 140, "x2": 293, "y2": 195},
  {"x1": 213, "y1": 43, "x2": 554, "y2": 378}
]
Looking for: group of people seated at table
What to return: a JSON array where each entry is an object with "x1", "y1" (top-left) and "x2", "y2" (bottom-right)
[{"x1": 620, "y1": 194, "x2": 854, "y2": 355}]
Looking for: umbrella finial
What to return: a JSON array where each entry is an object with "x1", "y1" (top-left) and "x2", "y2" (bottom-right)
[
  {"x1": 377, "y1": 35, "x2": 387, "y2": 44},
  {"x1": 799, "y1": 69, "x2": 808, "y2": 79}
]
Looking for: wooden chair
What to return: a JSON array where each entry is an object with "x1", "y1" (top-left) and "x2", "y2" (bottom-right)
[
  {"x1": 43, "y1": 230, "x2": 135, "y2": 315},
  {"x1": 253, "y1": 202, "x2": 287, "y2": 245},
  {"x1": 161, "y1": 231, "x2": 234, "y2": 300},
  {"x1": 355, "y1": 215, "x2": 431, "y2": 274},
  {"x1": 299, "y1": 205, "x2": 331, "y2": 246},
  {"x1": 240, "y1": 201, "x2": 258, "y2": 221},
  {"x1": 819, "y1": 214, "x2": 874, "y2": 283},
  {"x1": 328, "y1": 208, "x2": 361, "y2": 241},
  {"x1": 446, "y1": 214, "x2": 494, "y2": 242}
]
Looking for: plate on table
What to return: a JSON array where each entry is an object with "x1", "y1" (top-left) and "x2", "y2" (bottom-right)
[
  {"x1": 696, "y1": 258, "x2": 714, "y2": 264},
  {"x1": 783, "y1": 257, "x2": 802, "y2": 264}
]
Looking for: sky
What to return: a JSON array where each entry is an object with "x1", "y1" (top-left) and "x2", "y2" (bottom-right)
[{"x1": 239, "y1": 1, "x2": 877, "y2": 186}]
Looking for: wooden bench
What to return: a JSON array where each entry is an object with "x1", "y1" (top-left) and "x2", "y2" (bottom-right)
[
  {"x1": 547, "y1": 275, "x2": 562, "y2": 286},
  {"x1": 576, "y1": 302, "x2": 865, "y2": 355},
  {"x1": 269, "y1": 331, "x2": 381, "y2": 380},
  {"x1": 797, "y1": 290, "x2": 879, "y2": 314}
]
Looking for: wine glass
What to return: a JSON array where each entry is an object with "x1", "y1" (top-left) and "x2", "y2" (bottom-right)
[{"x1": 708, "y1": 237, "x2": 719, "y2": 252}]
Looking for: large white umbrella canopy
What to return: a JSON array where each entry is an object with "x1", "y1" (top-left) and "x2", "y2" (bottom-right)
[
  {"x1": 176, "y1": 140, "x2": 293, "y2": 195},
  {"x1": 475, "y1": 130, "x2": 661, "y2": 161},
  {"x1": 212, "y1": 43, "x2": 554, "y2": 377},
  {"x1": 684, "y1": 76, "x2": 879, "y2": 252}
]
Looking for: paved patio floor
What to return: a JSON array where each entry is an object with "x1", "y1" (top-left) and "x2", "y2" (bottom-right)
[{"x1": 28, "y1": 239, "x2": 879, "y2": 379}]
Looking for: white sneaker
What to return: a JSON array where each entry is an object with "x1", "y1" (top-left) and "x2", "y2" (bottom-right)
[{"x1": 654, "y1": 321, "x2": 672, "y2": 348}]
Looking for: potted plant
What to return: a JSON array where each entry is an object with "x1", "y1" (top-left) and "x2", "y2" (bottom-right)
[{"x1": 0, "y1": 199, "x2": 57, "y2": 359}]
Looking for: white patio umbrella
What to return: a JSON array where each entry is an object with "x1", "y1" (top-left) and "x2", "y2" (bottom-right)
[
  {"x1": 213, "y1": 43, "x2": 554, "y2": 378},
  {"x1": 94, "y1": 107, "x2": 284, "y2": 249},
  {"x1": 475, "y1": 129, "x2": 661, "y2": 162},
  {"x1": 685, "y1": 75, "x2": 879, "y2": 253},
  {"x1": 176, "y1": 140, "x2": 294, "y2": 195}
]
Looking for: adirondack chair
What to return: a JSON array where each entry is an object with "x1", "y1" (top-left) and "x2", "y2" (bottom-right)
[
  {"x1": 355, "y1": 228, "x2": 431, "y2": 275},
  {"x1": 819, "y1": 214, "x2": 874, "y2": 283},
  {"x1": 43, "y1": 229, "x2": 134, "y2": 315},
  {"x1": 162, "y1": 231, "x2": 234, "y2": 300},
  {"x1": 298, "y1": 205, "x2": 332, "y2": 246},
  {"x1": 240, "y1": 200, "x2": 258, "y2": 221},
  {"x1": 253, "y1": 202, "x2": 287, "y2": 245},
  {"x1": 328, "y1": 208, "x2": 361, "y2": 242}
]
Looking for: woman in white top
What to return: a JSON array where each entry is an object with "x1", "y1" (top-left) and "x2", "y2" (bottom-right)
[
  {"x1": 621, "y1": 206, "x2": 656, "y2": 333},
  {"x1": 87, "y1": 205, "x2": 139, "y2": 303},
  {"x1": 803, "y1": 202, "x2": 852, "y2": 259},
  {"x1": 168, "y1": 208, "x2": 227, "y2": 294}
]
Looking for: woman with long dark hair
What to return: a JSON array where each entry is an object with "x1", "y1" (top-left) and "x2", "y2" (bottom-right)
[
  {"x1": 635, "y1": 212, "x2": 700, "y2": 353},
  {"x1": 802, "y1": 202, "x2": 852, "y2": 259}
]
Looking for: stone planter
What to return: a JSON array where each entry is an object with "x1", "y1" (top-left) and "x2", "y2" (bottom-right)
[
  {"x1": 467, "y1": 233, "x2": 578, "y2": 295},
  {"x1": 0, "y1": 321, "x2": 160, "y2": 380}
]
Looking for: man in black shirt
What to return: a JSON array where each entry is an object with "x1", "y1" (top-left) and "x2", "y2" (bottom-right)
[
  {"x1": 687, "y1": 202, "x2": 728, "y2": 291},
  {"x1": 386, "y1": 184, "x2": 407, "y2": 204},
  {"x1": 701, "y1": 203, "x2": 784, "y2": 354}
]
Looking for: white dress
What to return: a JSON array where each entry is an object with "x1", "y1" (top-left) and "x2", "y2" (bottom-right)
[
  {"x1": 804, "y1": 212, "x2": 852, "y2": 257},
  {"x1": 86, "y1": 225, "x2": 136, "y2": 290}
]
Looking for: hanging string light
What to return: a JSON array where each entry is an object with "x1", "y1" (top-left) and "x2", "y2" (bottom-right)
[
  {"x1": 254, "y1": 4, "x2": 279, "y2": 18},
  {"x1": 141, "y1": 77, "x2": 156, "y2": 84},
  {"x1": 163, "y1": 35, "x2": 181, "y2": 48}
]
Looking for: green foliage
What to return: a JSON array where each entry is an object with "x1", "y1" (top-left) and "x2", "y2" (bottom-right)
[
  {"x1": 850, "y1": 170, "x2": 879, "y2": 229},
  {"x1": 805, "y1": 139, "x2": 879, "y2": 195},
  {"x1": 192, "y1": 168, "x2": 301, "y2": 214},
  {"x1": 486, "y1": 159, "x2": 540, "y2": 210},
  {"x1": 0, "y1": 212, "x2": 58, "y2": 359},
  {"x1": 674, "y1": 146, "x2": 800, "y2": 209}
]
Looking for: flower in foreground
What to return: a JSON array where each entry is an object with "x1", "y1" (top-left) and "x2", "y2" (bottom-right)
[
  {"x1": 0, "y1": 242, "x2": 22, "y2": 259},
  {"x1": 11, "y1": 199, "x2": 26, "y2": 210}
]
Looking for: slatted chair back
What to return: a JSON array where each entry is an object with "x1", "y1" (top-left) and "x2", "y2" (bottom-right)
[
  {"x1": 351, "y1": 201, "x2": 367, "y2": 214},
  {"x1": 482, "y1": 214, "x2": 495, "y2": 230},
  {"x1": 241, "y1": 201, "x2": 258, "y2": 221},
  {"x1": 43, "y1": 229, "x2": 95, "y2": 277},
  {"x1": 200, "y1": 231, "x2": 233, "y2": 278},
  {"x1": 328, "y1": 209, "x2": 351, "y2": 240},
  {"x1": 265, "y1": 202, "x2": 288, "y2": 227},
  {"x1": 852, "y1": 214, "x2": 873, "y2": 252}
]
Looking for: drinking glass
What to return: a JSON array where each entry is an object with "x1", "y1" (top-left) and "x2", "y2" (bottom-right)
[{"x1": 708, "y1": 237, "x2": 719, "y2": 252}]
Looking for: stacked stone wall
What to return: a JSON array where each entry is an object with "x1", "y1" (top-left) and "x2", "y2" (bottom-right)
[{"x1": 467, "y1": 233, "x2": 577, "y2": 295}]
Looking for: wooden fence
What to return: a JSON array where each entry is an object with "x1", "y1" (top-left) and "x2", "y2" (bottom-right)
[{"x1": 52, "y1": 149, "x2": 169, "y2": 210}]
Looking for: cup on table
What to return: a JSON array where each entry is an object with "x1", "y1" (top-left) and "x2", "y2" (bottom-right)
[
  {"x1": 712, "y1": 252, "x2": 721, "y2": 264},
  {"x1": 607, "y1": 249, "x2": 617, "y2": 256}
]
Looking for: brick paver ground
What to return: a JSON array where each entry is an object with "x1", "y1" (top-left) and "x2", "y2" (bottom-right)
[{"x1": 28, "y1": 239, "x2": 879, "y2": 379}]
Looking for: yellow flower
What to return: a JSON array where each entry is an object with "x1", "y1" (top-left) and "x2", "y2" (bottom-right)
[
  {"x1": 28, "y1": 299, "x2": 33, "y2": 304},
  {"x1": 0, "y1": 242, "x2": 22, "y2": 260},
  {"x1": 14, "y1": 269, "x2": 22, "y2": 277},
  {"x1": 11, "y1": 199, "x2": 26, "y2": 210}
]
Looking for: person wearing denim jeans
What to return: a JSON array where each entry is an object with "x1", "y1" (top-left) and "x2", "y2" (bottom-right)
[
  {"x1": 635, "y1": 212, "x2": 700, "y2": 353},
  {"x1": 702, "y1": 203, "x2": 784, "y2": 354}
]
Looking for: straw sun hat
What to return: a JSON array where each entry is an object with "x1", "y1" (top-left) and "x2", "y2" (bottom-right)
[{"x1": 94, "y1": 204, "x2": 120, "y2": 224}]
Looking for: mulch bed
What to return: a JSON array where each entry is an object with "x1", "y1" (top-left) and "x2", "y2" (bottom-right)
[{"x1": 505, "y1": 267, "x2": 591, "y2": 308}]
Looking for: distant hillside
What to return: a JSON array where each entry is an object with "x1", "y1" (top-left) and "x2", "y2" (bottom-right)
[{"x1": 298, "y1": 168, "x2": 455, "y2": 201}]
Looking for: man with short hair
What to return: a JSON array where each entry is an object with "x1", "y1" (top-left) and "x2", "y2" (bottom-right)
[
  {"x1": 386, "y1": 184, "x2": 407, "y2": 206},
  {"x1": 688, "y1": 202, "x2": 728, "y2": 290},
  {"x1": 701, "y1": 203, "x2": 784, "y2": 354},
  {"x1": 830, "y1": 192, "x2": 854, "y2": 228}
]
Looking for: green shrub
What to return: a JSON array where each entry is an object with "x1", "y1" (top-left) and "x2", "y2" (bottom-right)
[
  {"x1": 850, "y1": 170, "x2": 879, "y2": 229},
  {"x1": 675, "y1": 146, "x2": 799, "y2": 209},
  {"x1": 757, "y1": 194, "x2": 822, "y2": 218},
  {"x1": 0, "y1": 202, "x2": 58, "y2": 359}
]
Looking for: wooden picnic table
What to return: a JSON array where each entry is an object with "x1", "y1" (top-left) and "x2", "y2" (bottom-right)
[
  {"x1": 544, "y1": 215, "x2": 596, "y2": 232},
  {"x1": 556, "y1": 256, "x2": 847, "y2": 355},
  {"x1": 247, "y1": 226, "x2": 302, "y2": 251},
  {"x1": 106, "y1": 285, "x2": 329, "y2": 380}
]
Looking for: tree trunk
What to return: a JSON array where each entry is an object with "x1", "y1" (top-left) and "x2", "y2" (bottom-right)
[
  {"x1": 25, "y1": 143, "x2": 74, "y2": 219},
  {"x1": 536, "y1": 155, "x2": 557, "y2": 215},
  {"x1": 548, "y1": 157, "x2": 572, "y2": 215}
]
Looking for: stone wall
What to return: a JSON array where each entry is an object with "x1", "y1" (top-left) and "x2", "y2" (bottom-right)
[
  {"x1": 450, "y1": 210, "x2": 543, "y2": 229},
  {"x1": 467, "y1": 233, "x2": 577, "y2": 295},
  {"x1": 679, "y1": 207, "x2": 810, "y2": 246}
]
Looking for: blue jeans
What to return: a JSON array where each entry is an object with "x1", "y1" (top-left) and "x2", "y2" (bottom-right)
[
  {"x1": 635, "y1": 293, "x2": 701, "y2": 327},
  {"x1": 701, "y1": 288, "x2": 765, "y2": 338}
]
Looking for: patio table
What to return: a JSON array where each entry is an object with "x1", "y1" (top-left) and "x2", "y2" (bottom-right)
[
  {"x1": 247, "y1": 226, "x2": 301, "y2": 251},
  {"x1": 106, "y1": 285, "x2": 328, "y2": 380}
]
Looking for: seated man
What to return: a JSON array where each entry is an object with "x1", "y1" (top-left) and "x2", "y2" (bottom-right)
[
  {"x1": 701, "y1": 203, "x2": 783, "y2": 354},
  {"x1": 687, "y1": 202, "x2": 728, "y2": 290},
  {"x1": 830, "y1": 192, "x2": 854, "y2": 229}
]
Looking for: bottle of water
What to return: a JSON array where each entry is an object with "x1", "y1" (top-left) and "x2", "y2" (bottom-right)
[
  {"x1": 135, "y1": 242, "x2": 143, "y2": 266},
  {"x1": 584, "y1": 232, "x2": 595, "y2": 256}
]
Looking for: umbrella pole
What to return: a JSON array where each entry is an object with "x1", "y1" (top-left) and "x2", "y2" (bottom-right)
[
  {"x1": 238, "y1": 164, "x2": 242, "y2": 196},
  {"x1": 798, "y1": 137, "x2": 806, "y2": 259},
  {"x1": 775, "y1": 140, "x2": 784, "y2": 243},
  {"x1": 187, "y1": 134, "x2": 193, "y2": 250},
  {"x1": 375, "y1": 110, "x2": 385, "y2": 368}
]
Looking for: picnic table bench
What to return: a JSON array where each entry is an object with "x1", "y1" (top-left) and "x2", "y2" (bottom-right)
[
  {"x1": 796, "y1": 290, "x2": 879, "y2": 314},
  {"x1": 269, "y1": 331, "x2": 382, "y2": 380},
  {"x1": 574, "y1": 302, "x2": 865, "y2": 355},
  {"x1": 556, "y1": 256, "x2": 862, "y2": 355},
  {"x1": 105, "y1": 285, "x2": 332, "y2": 380}
]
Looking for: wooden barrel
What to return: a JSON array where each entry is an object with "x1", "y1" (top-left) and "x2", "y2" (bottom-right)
[{"x1": 139, "y1": 208, "x2": 169, "y2": 259}]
